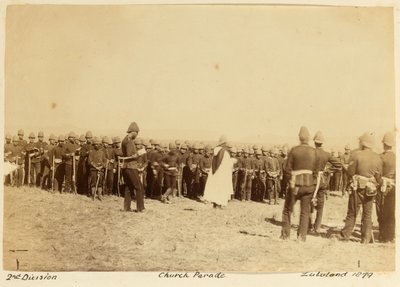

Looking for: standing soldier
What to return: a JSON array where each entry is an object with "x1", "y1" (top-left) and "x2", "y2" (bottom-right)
[
  {"x1": 335, "y1": 132, "x2": 382, "y2": 244},
  {"x1": 239, "y1": 149, "x2": 255, "y2": 201},
  {"x1": 179, "y1": 143, "x2": 191, "y2": 197},
  {"x1": 160, "y1": 142, "x2": 180, "y2": 203},
  {"x1": 9, "y1": 136, "x2": 26, "y2": 187},
  {"x1": 78, "y1": 131, "x2": 94, "y2": 195},
  {"x1": 112, "y1": 136, "x2": 124, "y2": 196},
  {"x1": 17, "y1": 129, "x2": 28, "y2": 148},
  {"x1": 88, "y1": 137, "x2": 107, "y2": 201},
  {"x1": 134, "y1": 138, "x2": 148, "y2": 197},
  {"x1": 309, "y1": 131, "x2": 342, "y2": 233},
  {"x1": 230, "y1": 147, "x2": 239, "y2": 199},
  {"x1": 51, "y1": 135, "x2": 67, "y2": 193},
  {"x1": 186, "y1": 143, "x2": 202, "y2": 199},
  {"x1": 40, "y1": 134, "x2": 57, "y2": 190},
  {"x1": 267, "y1": 148, "x2": 281, "y2": 205},
  {"x1": 103, "y1": 137, "x2": 115, "y2": 196},
  {"x1": 253, "y1": 149, "x2": 267, "y2": 202},
  {"x1": 144, "y1": 140, "x2": 155, "y2": 198},
  {"x1": 64, "y1": 132, "x2": 79, "y2": 193},
  {"x1": 36, "y1": 131, "x2": 48, "y2": 187},
  {"x1": 279, "y1": 147, "x2": 289, "y2": 199},
  {"x1": 340, "y1": 145, "x2": 352, "y2": 195},
  {"x1": 376, "y1": 132, "x2": 395, "y2": 243},
  {"x1": 199, "y1": 144, "x2": 213, "y2": 199},
  {"x1": 25, "y1": 132, "x2": 41, "y2": 187},
  {"x1": 78, "y1": 135, "x2": 86, "y2": 146},
  {"x1": 121, "y1": 122, "x2": 145, "y2": 212},
  {"x1": 150, "y1": 140, "x2": 165, "y2": 199},
  {"x1": 281, "y1": 126, "x2": 317, "y2": 242}
]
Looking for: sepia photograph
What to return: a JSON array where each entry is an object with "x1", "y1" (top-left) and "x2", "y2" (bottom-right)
[{"x1": 1, "y1": 0, "x2": 398, "y2": 283}]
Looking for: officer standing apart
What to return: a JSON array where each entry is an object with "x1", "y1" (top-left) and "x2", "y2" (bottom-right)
[
  {"x1": 281, "y1": 126, "x2": 317, "y2": 242},
  {"x1": 337, "y1": 132, "x2": 382, "y2": 244},
  {"x1": 121, "y1": 122, "x2": 145, "y2": 212}
]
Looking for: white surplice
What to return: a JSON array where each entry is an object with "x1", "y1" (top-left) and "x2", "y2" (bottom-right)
[{"x1": 203, "y1": 146, "x2": 237, "y2": 206}]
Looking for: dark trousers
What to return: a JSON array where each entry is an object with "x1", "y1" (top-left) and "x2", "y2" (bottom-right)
[
  {"x1": 281, "y1": 186, "x2": 314, "y2": 241},
  {"x1": 376, "y1": 187, "x2": 395, "y2": 242},
  {"x1": 268, "y1": 177, "x2": 279, "y2": 202},
  {"x1": 122, "y1": 169, "x2": 145, "y2": 212},
  {"x1": 239, "y1": 171, "x2": 252, "y2": 200},
  {"x1": 199, "y1": 174, "x2": 208, "y2": 197},
  {"x1": 41, "y1": 164, "x2": 51, "y2": 190},
  {"x1": 232, "y1": 172, "x2": 239, "y2": 198},
  {"x1": 53, "y1": 163, "x2": 65, "y2": 193},
  {"x1": 64, "y1": 163, "x2": 73, "y2": 193},
  {"x1": 310, "y1": 189, "x2": 326, "y2": 231},
  {"x1": 90, "y1": 169, "x2": 103, "y2": 197},
  {"x1": 104, "y1": 169, "x2": 114, "y2": 195},
  {"x1": 341, "y1": 189, "x2": 374, "y2": 243},
  {"x1": 280, "y1": 175, "x2": 289, "y2": 198},
  {"x1": 29, "y1": 162, "x2": 41, "y2": 186},
  {"x1": 12, "y1": 166, "x2": 24, "y2": 187}
]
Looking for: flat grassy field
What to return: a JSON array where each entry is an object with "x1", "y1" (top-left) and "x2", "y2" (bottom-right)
[{"x1": 3, "y1": 186, "x2": 394, "y2": 272}]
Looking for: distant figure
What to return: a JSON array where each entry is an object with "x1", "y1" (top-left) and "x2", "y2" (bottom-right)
[{"x1": 203, "y1": 136, "x2": 237, "y2": 208}]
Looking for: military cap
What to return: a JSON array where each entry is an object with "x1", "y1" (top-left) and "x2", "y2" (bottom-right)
[
  {"x1": 49, "y1": 134, "x2": 56, "y2": 141},
  {"x1": 13, "y1": 136, "x2": 19, "y2": 142},
  {"x1": 382, "y1": 132, "x2": 395, "y2": 147},
  {"x1": 175, "y1": 139, "x2": 181, "y2": 146},
  {"x1": 79, "y1": 134, "x2": 86, "y2": 142},
  {"x1": 149, "y1": 139, "x2": 155, "y2": 145},
  {"x1": 144, "y1": 140, "x2": 152, "y2": 148},
  {"x1": 313, "y1": 131, "x2": 325, "y2": 144},
  {"x1": 298, "y1": 126, "x2": 310, "y2": 142},
  {"x1": 127, "y1": 122, "x2": 140, "y2": 133},
  {"x1": 5, "y1": 133, "x2": 11, "y2": 140},
  {"x1": 29, "y1": 132, "x2": 35, "y2": 139},
  {"x1": 169, "y1": 142, "x2": 176, "y2": 150},
  {"x1": 359, "y1": 132, "x2": 375, "y2": 149},
  {"x1": 256, "y1": 149, "x2": 262, "y2": 155},
  {"x1": 113, "y1": 136, "x2": 121, "y2": 144},
  {"x1": 193, "y1": 143, "x2": 200, "y2": 150},
  {"x1": 161, "y1": 142, "x2": 168, "y2": 149},
  {"x1": 134, "y1": 138, "x2": 143, "y2": 145},
  {"x1": 184, "y1": 140, "x2": 190, "y2": 145},
  {"x1": 272, "y1": 148, "x2": 279, "y2": 155},
  {"x1": 68, "y1": 131, "x2": 76, "y2": 138},
  {"x1": 205, "y1": 144, "x2": 212, "y2": 151},
  {"x1": 261, "y1": 146, "x2": 267, "y2": 152},
  {"x1": 248, "y1": 149, "x2": 254, "y2": 155},
  {"x1": 107, "y1": 137, "x2": 113, "y2": 145},
  {"x1": 38, "y1": 131, "x2": 44, "y2": 138},
  {"x1": 58, "y1": 135, "x2": 65, "y2": 142},
  {"x1": 217, "y1": 135, "x2": 227, "y2": 147},
  {"x1": 344, "y1": 144, "x2": 351, "y2": 150},
  {"x1": 85, "y1": 131, "x2": 93, "y2": 139},
  {"x1": 93, "y1": 137, "x2": 101, "y2": 145},
  {"x1": 102, "y1": 136, "x2": 110, "y2": 144},
  {"x1": 153, "y1": 139, "x2": 160, "y2": 146},
  {"x1": 252, "y1": 144, "x2": 260, "y2": 150},
  {"x1": 180, "y1": 144, "x2": 188, "y2": 150},
  {"x1": 199, "y1": 143, "x2": 205, "y2": 150},
  {"x1": 17, "y1": 129, "x2": 24, "y2": 136}
]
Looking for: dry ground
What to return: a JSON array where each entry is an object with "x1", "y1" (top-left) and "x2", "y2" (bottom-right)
[{"x1": 3, "y1": 186, "x2": 395, "y2": 272}]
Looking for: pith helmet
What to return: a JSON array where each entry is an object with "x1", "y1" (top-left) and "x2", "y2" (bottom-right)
[
  {"x1": 29, "y1": 132, "x2": 35, "y2": 139},
  {"x1": 58, "y1": 135, "x2": 65, "y2": 142},
  {"x1": 79, "y1": 134, "x2": 86, "y2": 142},
  {"x1": 299, "y1": 126, "x2": 310, "y2": 142},
  {"x1": 102, "y1": 136, "x2": 110, "y2": 144},
  {"x1": 49, "y1": 134, "x2": 56, "y2": 141},
  {"x1": 359, "y1": 132, "x2": 375, "y2": 148},
  {"x1": 313, "y1": 131, "x2": 325, "y2": 144},
  {"x1": 127, "y1": 122, "x2": 140, "y2": 133},
  {"x1": 5, "y1": 133, "x2": 11, "y2": 140},
  {"x1": 382, "y1": 132, "x2": 395, "y2": 147},
  {"x1": 38, "y1": 131, "x2": 44, "y2": 138},
  {"x1": 169, "y1": 142, "x2": 176, "y2": 150},
  {"x1": 85, "y1": 131, "x2": 93, "y2": 139},
  {"x1": 93, "y1": 137, "x2": 101, "y2": 145},
  {"x1": 17, "y1": 129, "x2": 24, "y2": 136},
  {"x1": 13, "y1": 135, "x2": 19, "y2": 142},
  {"x1": 113, "y1": 136, "x2": 121, "y2": 144}
]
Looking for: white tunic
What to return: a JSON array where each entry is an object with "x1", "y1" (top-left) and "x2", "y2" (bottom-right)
[{"x1": 203, "y1": 147, "x2": 237, "y2": 206}]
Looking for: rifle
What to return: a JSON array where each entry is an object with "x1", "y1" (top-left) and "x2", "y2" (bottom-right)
[
  {"x1": 103, "y1": 160, "x2": 109, "y2": 195},
  {"x1": 94, "y1": 167, "x2": 102, "y2": 200},
  {"x1": 177, "y1": 164, "x2": 183, "y2": 197},
  {"x1": 72, "y1": 155, "x2": 77, "y2": 194},
  {"x1": 51, "y1": 156, "x2": 55, "y2": 192}
]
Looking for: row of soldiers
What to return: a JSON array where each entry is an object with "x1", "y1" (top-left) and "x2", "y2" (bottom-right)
[{"x1": 4, "y1": 129, "x2": 352, "y2": 204}]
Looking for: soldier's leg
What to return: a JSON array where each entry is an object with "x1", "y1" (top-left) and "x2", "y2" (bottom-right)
[
  {"x1": 260, "y1": 178, "x2": 266, "y2": 202},
  {"x1": 34, "y1": 162, "x2": 41, "y2": 187},
  {"x1": 374, "y1": 191, "x2": 384, "y2": 241},
  {"x1": 360, "y1": 192, "x2": 374, "y2": 244},
  {"x1": 384, "y1": 188, "x2": 395, "y2": 242},
  {"x1": 281, "y1": 191, "x2": 296, "y2": 239},
  {"x1": 313, "y1": 189, "x2": 326, "y2": 232},
  {"x1": 341, "y1": 190, "x2": 361, "y2": 239},
  {"x1": 267, "y1": 179, "x2": 273, "y2": 203},
  {"x1": 297, "y1": 188, "x2": 313, "y2": 241},
  {"x1": 122, "y1": 169, "x2": 133, "y2": 211},
  {"x1": 131, "y1": 169, "x2": 145, "y2": 211},
  {"x1": 107, "y1": 169, "x2": 114, "y2": 195},
  {"x1": 64, "y1": 164, "x2": 72, "y2": 193},
  {"x1": 245, "y1": 176, "x2": 252, "y2": 201}
]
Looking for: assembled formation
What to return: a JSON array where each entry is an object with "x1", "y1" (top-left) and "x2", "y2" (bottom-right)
[{"x1": 3, "y1": 122, "x2": 396, "y2": 244}]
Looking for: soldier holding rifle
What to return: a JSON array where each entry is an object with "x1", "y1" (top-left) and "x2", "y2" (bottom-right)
[{"x1": 88, "y1": 137, "x2": 107, "y2": 201}]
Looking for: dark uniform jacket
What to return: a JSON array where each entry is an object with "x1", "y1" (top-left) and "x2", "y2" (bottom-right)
[
  {"x1": 88, "y1": 148, "x2": 107, "y2": 171},
  {"x1": 347, "y1": 148, "x2": 382, "y2": 181},
  {"x1": 285, "y1": 143, "x2": 317, "y2": 187},
  {"x1": 380, "y1": 151, "x2": 395, "y2": 179}
]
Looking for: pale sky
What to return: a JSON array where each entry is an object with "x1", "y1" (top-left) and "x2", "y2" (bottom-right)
[{"x1": 4, "y1": 5, "x2": 396, "y2": 149}]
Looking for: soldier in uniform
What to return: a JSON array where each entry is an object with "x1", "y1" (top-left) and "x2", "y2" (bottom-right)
[
  {"x1": 103, "y1": 137, "x2": 115, "y2": 196},
  {"x1": 239, "y1": 149, "x2": 255, "y2": 201},
  {"x1": 253, "y1": 149, "x2": 267, "y2": 202},
  {"x1": 336, "y1": 132, "x2": 382, "y2": 244},
  {"x1": 150, "y1": 140, "x2": 165, "y2": 199},
  {"x1": 64, "y1": 132, "x2": 79, "y2": 193},
  {"x1": 79, "y1": 135, "x2": 86, "y2": 146},
  {"x1": 376, "y1": 132, "x2": 395, "y2": 243},
  {"x1": 186, "y1": 143, "x2": 202, "y2": 199},
  {"x1": 281, "y1": 126, "x2": 317, "y2": 242},
  {"x1": 51, "y1": 135, "x2": 67, "y2": 193},
  {"x1": 25, "y1": 132, "x2": 41, "y2": 187},
  {"x1": 267, "y1": 148, "x2": 281, "y2": 205},
  {"x1": 78, "y1": 131, "x2": 94, "y2": 195},
  {"x1": 309, "y1": 131, "x2": 342, "y2": 233},
  {"x1": 230, "y1": 147, "x2": 240, "y2": 199},
  {"x1": 179, "y1": 143, "x2": 191, "y2": 197},
  {"x1": 17, "y1": 129, "x2": 28, "y2": 148},
  {"x1": 40, "y1": 134, "x2": 57, "y2": 190},
  {"x1": 36, "y1": 131, "x2": 48, "y2": 187},
  {"x1": 199, "y1": 144, "x2": 213, "y2": 198},
  {"x1": 9, "y1": 136, "x2": 26, "y2": 187},
  {"x1": 279, "y1": 147, "x2": 289, "y2": 199},
  {"x1": 340, "y1": 144, "x2": 352, "y2": 195},
  {"x1": 160, "y1": 142, "x2": 181, "y2": 203},
  {"x1": 112, "y1": 136, "x2": 124, "y2": 196},
  {"x1": 121, "y1": 122, "x2": 145, "y2": 212},
  {"x1": 88, "y1": 137, "x2": 107, "y2": 200}
]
